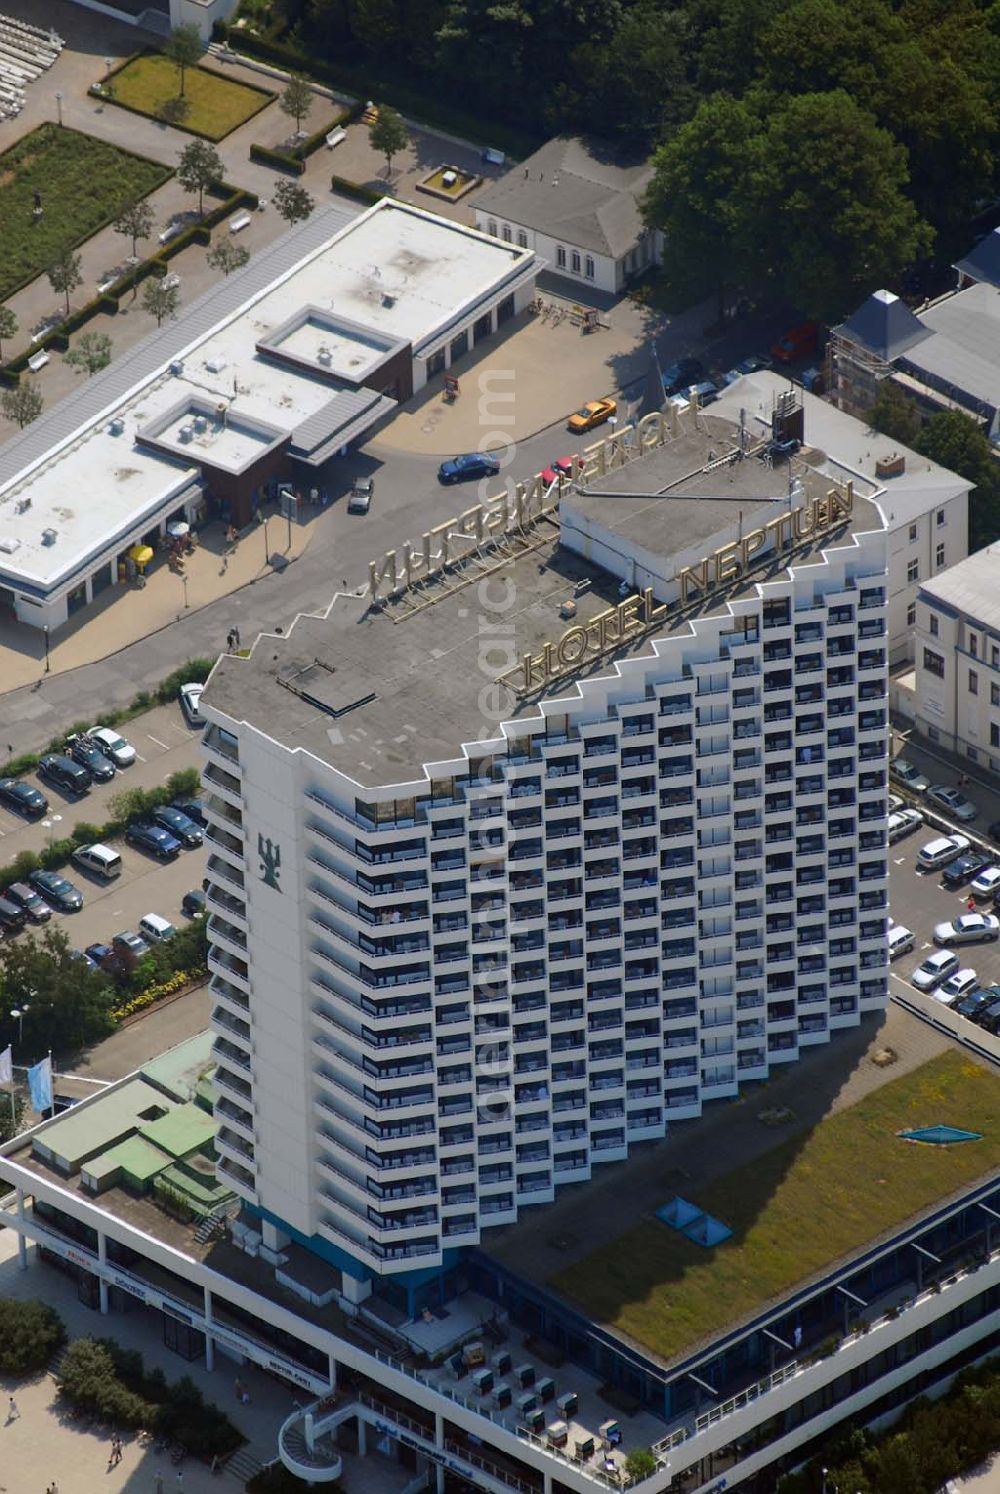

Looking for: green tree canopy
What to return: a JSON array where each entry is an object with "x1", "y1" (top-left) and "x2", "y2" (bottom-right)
[
  {"x1": 65, "y1": 330, "x2": 113, "y2": 378},
  {"x1": 176, "y1": 138, "x2": 223, "y2": 214},
  {"x1": 47, "y1": 246, "x2": 83, "y2": 317},
  {"x1": 279, "y1": 74, "x2": 314, "y2": 133},
  {"x1": 368, "y1": 104, "x2": 409, "y2": 174},
  {"x1": 645, "y1": 89, "x2": 931, "y2": 320},
  {"x1": 1, "y1": 380, "x2": 42, "y2": 429},
  {"x1": 272, "y1": 178, "x2": 315, "y2": 225},
  {"x1": 0, "y1": 924, "x2": 116, "y2": 1059},
  {"x1": 164, "y1": 22, "x2": 202, "y2": 96}
]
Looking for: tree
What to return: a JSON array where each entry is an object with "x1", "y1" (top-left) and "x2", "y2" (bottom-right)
[
  {"x1": 0, "y1": 924, "x2": 115, "y2": 1058},
  {"x1": 141, "y1": 276, "x2": 180, "y2": 327},
  {"x1": 1, "y1": 380, "x2": 43, "y2": 429},
  {"x1": 625, "y1": 1449, "x2": 658, "y2": 1481},
  {"x1": 0, "y1": 304, "x2": 17, "y2": 362},
  {"x1": 869, "y1": 380, "x2": 922, "y2": 448},
  {"x1": 176, "y1": 138, "x2": 223, "y2": 216},
  {"x1": 164, "y1": 21, "x2": 202, "y2": 97},
  {"x1": 279, "y1": 74, "x2": 314, "y2": 134},
  {"x1": 645, "y1": 90, "x2": 931, "y2": 322},
  {"x1": 113, "y1": 199, "x2": 155, "y2": 260},
  {"x1": 0, "y1": 1088, "x2": 23, "y2": 1146},
  {"x1": 47, "y1": 246, "x2": 83, "y2": 317},
  {"x1": 272, "y1": 178, "x2": 315, "y2": 225},
  {"x1": 0, "y1": 1299, "x2": 65, "y2": 1376},
  {"x1": 917, "y1": 409, "x2": 1000, "y2": 549},
  {"x1": 206, "y1": 239, "x2": 250, "y2": 277},
  {"x1": 369, "y1": 104, "x2": 409, "y2": 175},
  {"x1": 65, "y1": 331, "x2": 113, "y2": 378},
  {"x1": 157, "y1": 94, "x2": 192, "y2": 128}
]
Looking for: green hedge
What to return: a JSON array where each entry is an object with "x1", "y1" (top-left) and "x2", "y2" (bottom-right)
[
  {"x1": 249, "y1": 141, "x2": 305, "y2": 175},
  {"x1": 330, "y1": 173, "x2": 386, "y2": 206},
  {"x1": 217, "y1": 25, "x2": 539, "y2": 159}
]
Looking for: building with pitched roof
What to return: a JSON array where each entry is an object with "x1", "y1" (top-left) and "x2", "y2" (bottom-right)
[{"x1": 473, "y1": 136, "x2": 660, "y2": 295}]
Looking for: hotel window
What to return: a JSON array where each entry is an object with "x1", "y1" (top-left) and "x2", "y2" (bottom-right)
[
  {"x1": 969, "y1": 670, "x2": 979, "y2": 696},
  {"x1": 585, "y1": 256, "x2": 595, "y2": 279},
  {"x1": 936, "y1": 542, "x2": 945, "y2": 567},
  {"x1": 937, "y1": 509, "x2": 946, "y2": 526},
  {"x1": 923, "y1": 648, "x2": 945, "y2": 679},
  {"x1": 517, "y1": 230, "x2": 527, "y2": 247},
  {"x1": 907, "y1": 558, "x2": 919, "y2": 583},
  {"x1": 556, "y1": 245, "x2": 566, "y2": 268},
  {"x1": 929, "y1": 614, "x2": 939, "y2": 636},
  {"x1": 906, "y1": 602, "x2": 916, "y2": 628},
  {"x1": 572, "y1": 250, "x2": 581, "y2": 273},
  {"x1": 992, "y1": 683, "x2": 1000, "y2": 707},
  {"x1": 909, "y1": 522, "x2": 918, "y2": 541},
  {"x1": 970, "y1": 631, "x2": 979, "y2": 656},
  {"x1": 487, "y1": 220, "x2": 497, "y2": 237},
  {"x1": 502, "y1": 224, "x2": 512, "y2": 242},
  {"x1": 993, "y1": 724, "x2": 1000, "y2": 749},
  {"x1": 993, "y1": 644, "x2": 1000, "y2": 668}
]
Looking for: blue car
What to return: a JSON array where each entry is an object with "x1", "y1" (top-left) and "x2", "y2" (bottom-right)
[
  {"x1": 438, "y1": 452, "x2": 501, "y2": 484},
  {"x1": 125, "y1": 822, "x2": 182, "y2": 860}
]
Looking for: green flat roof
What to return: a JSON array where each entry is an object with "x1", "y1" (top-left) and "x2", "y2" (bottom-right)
[
  {"x1": 140, "y1": 1102, "x2": 216, "y2": 1160},
  {"x1": 32, "y1": 1078, "x2": 171, "y2": 1174},
  {"x1": 551, "y1": 1052, "x2": 1000, "y2": 1367},
  {"x1": 142, "y1": 1030, "x2": 216, "y2": 1102},
  {"x1": 104, "y1": 1135, "x2": 172, "y2": 1185}
]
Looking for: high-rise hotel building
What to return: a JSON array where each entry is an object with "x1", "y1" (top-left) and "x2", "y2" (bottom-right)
[{"x1": 200, "y1": 388, "x2": 891, "y2": 1289}]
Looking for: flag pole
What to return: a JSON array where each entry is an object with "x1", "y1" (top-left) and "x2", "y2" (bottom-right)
[{"x1": 47, "y1": 1050, "x2": 53, "y2": 1119}]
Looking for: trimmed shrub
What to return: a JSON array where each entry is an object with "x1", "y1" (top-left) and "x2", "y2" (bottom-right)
[
  {"x1": 0, "y1": 1298, "x2": 66, "y2": 1376},
  {"x1": 250, "y1": 141, "x2": 305, "y2": 174},
  {"x1": 330, "y1": 174, "x2": 386, "y2": 206}
]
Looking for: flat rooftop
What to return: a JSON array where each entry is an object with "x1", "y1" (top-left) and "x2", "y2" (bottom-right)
[
  {"x1": 203, "y1": 406, "x2": 883, "y2": 790},
  {"x1": 0, "y1": 200, "x2": 528, "y2": 595},
  {"x1": 487, "y1": 1037, "x2": 1000, "y2": 1371}
]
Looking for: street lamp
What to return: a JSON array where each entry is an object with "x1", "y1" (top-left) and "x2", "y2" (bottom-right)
[
  {"x1": 41, "y1": 814, "x2": 62, "y2": 849},
  {"x1": 10, "y1": 1007, "x2": 29, "y2": 1043},
  {"x1": 42, "y1": 624, "x2": 50, "y2": 674},
  {"x1": 262, "y1": 513, "x2": 270, "y2": 566},
  {"x1": 182, "y1": 574, "x2": 189, "y2": 609},
  {"x1": 55, "y1": 91, "x2": 62, "y2": 127}
]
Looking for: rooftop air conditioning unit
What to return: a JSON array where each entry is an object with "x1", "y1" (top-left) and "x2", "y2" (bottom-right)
[
  {"x1": 15, "y1": 497, "x2": 31, "y2": 513},
  {"x1": 317, "y1": 346, "x2": 333, "y2": 366},
  {"x1": 192, "y1": 415, "x2": 208, "y2": 434},
  {"x1": 559, "y1": 599, "x2": 577, "y2": 620},
  {"x1": 109, "y1": 417, "x2": 125, "y2": 436},
  {"x1": 41, "y1": 528, "x2": 58, "y2": 546},
  {"x1": 169, "y1": 360, "x2": 184, "y2": 376},
  {"x1": 206, "y1": 355, "x2": 227, "y2": 374},
  {"x1": 178, "y1": 425, "x2": 194, "y2": 443}
]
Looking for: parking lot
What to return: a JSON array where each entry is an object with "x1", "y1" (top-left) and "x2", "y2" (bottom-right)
[
  {"x1": 888, "y1": 801, "x2": 1000, "y2": 1010},
  {"x1": 1, "y1": 703, "x2": 206, "y2": 954}
]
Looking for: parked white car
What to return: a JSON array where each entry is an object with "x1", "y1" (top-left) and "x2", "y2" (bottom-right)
[
  {"x1": 911, "y1": 949, "x2": 960, "y2": 991},
  {"x1": 888, "y1": 807, "x2": 923, "y2": 843},
  {"x1": 887, "y1": 923, "x2": 916, "y2": 960},
  {"x1": 933, "y1": 913, "x2": 1000, "y2": 946},
  {"x1": 939, "y1": 968, "x2": 979, "y2": 1003},
  {"x1": 970, "y1": 866, "x2": 1000, "y2": 900},
  {"x1": 87, "y1": 726, "x2": 136, "y2": 767},
  {"x1": 917, "y1": 835, "x2": 970, "y2": 872}
]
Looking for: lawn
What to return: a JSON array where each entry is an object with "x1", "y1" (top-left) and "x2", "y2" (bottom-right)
[
  {"x1": 0, "y1": 124, "x2": 170, "y2": 302},
  {"x1": 552, "y1": 1052, "x2": 1000, "y2": 1365},
  {"x1": 108, "y1": 53, "x2": 273, "y2": 140}
]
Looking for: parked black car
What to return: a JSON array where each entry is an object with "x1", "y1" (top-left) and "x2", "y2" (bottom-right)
[
  {"x1": 38, "y1": 754, "x2": 90, "y2": 796},
  {"x1": 3, "y1": 882, "x2": 51, "y2": 924},
  {"x1": 941, "y1": 849, "x2": 992, "y2": 888},
  {"x1": 0, "y1": 777, "x2": 48, "y2": 819},
  {"x1": 661, "y1": 356, "x2": 705, "y2": 396},
  {"x1": 172, "y1": 797, "x2": 206, "y2": 827},
  {"x1": 28, "y1": 870, "x2": 83, "y2": 913},
  {"x1": 65, "y1": 735, "x2": 116, "y2": 783},
  {"x1": 152, "y1": 805, "x2": 203, "y2": 847},
  {"x1": 0, "y1": 895, "x2": 27, "y2": 932}
]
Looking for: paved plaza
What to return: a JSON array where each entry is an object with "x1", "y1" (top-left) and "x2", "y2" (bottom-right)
[{"x1": 0, "y1": 1230, "x2": 284, "y2": 1492}]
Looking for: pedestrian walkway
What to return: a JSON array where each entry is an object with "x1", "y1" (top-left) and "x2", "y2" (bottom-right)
[
  {"x1": 0, "y1": 1230, "x2": 283, "y2": 1492},
  {"x1": 0, "y1": 508, "x2": 321, "y2": 691}
]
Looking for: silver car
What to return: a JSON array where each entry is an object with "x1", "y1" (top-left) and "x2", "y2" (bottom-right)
[
  {"x1": 926, "y1": 784, "x2": 978, "y2": 821},
  {"x1": 933, "y1": 913, "x2": 1000, "y2": 946},
  {"x1": 911, "y1": 949, "x2": 960, "y2": 991}
]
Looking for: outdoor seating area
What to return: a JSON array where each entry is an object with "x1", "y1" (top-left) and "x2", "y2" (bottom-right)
[{"x1": 0, "y1": 14, "x2": 63, "y2": 120}]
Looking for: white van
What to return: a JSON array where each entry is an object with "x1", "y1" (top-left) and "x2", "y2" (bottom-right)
[
  {"x1": 139, "y1": 912, "x2": 177, "y2": 943},
  {"x1": 72, "y1": 843, "x2": 122, "y2": 880},
  {"x1": 887, "y1": 923, "x2": 916, "y2": 959}
]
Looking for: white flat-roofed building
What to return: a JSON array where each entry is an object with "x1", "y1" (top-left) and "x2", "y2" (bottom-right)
[
  {"x1": 196, "y1": 390, "x2": 891, "y2": 1286},
  {"x1": 710, "y1": 372, "x2": 970, "y2": 666},
  {"x1": 0, "y1": 199, "x2": 537, "y2": 632}
]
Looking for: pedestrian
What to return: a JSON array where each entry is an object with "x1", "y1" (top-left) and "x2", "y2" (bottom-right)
[
  {"x1": 155, "y1": 1473, "x2": 165, "y2": 1494},
  {"x1": 226, "y1": 630, "x2": 235, "y2": 652},
  {"x1": 968, "y1": 896, "x2": 977, "y2": 911},
  {"x1": 233, "y1": 626, "x2": 240, "y2": 649},
  {"x1": 176, "y1": 1471, "x2": 184, "y2": 1489},
  {"x1": 7, "y1": 1394, "x2": 18, "y2": 1420}
]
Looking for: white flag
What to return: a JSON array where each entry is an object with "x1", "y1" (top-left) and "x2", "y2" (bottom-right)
[{"x1": 0, "y1": 1047, "x2": 12, "y2": 1085}]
